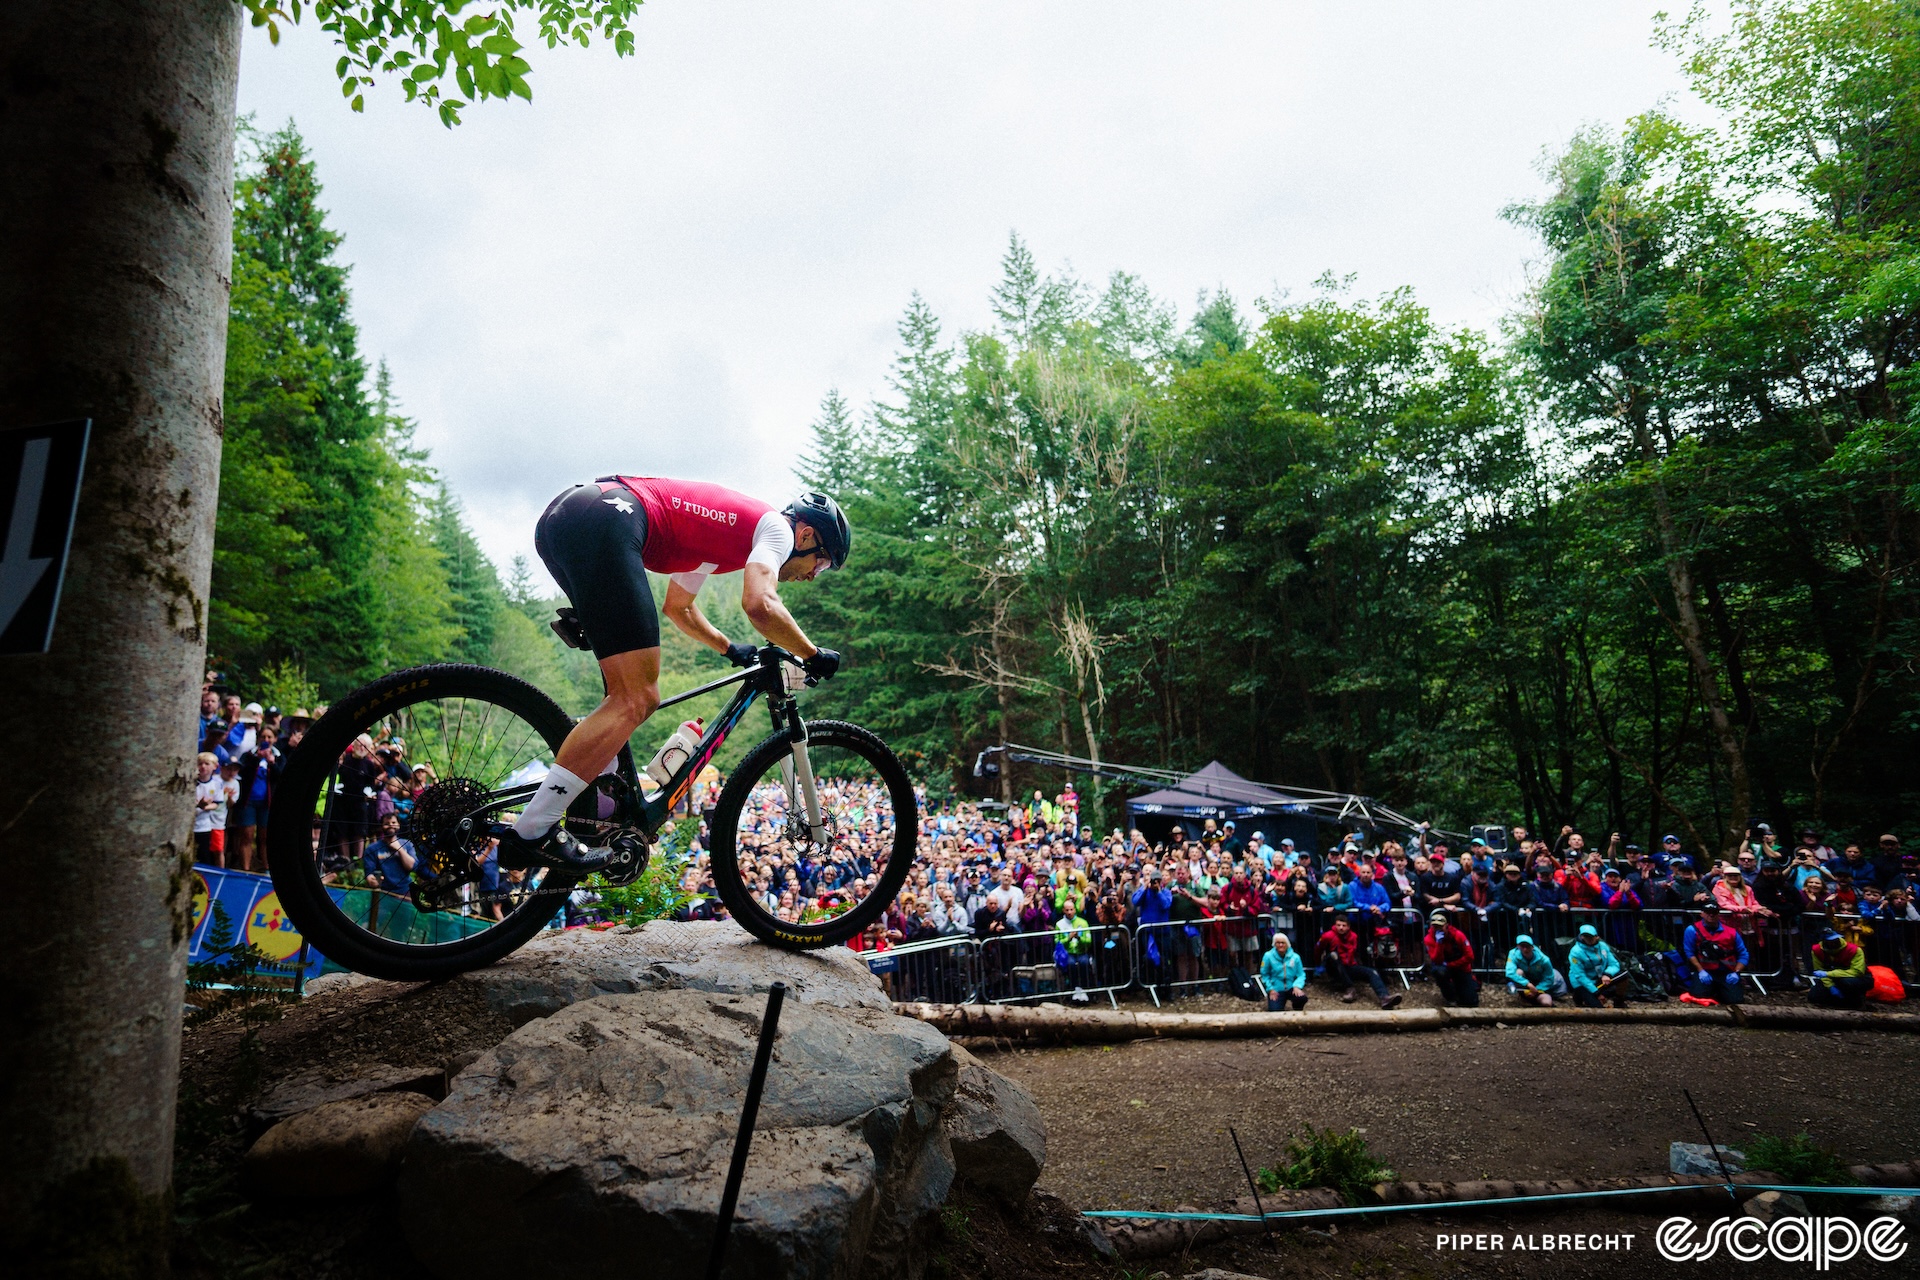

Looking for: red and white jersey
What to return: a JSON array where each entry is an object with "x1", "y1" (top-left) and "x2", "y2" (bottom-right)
[{"x1": 608, "y1": 476, "x2": 791, "y2": 591}]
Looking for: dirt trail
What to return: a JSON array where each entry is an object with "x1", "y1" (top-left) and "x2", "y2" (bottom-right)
[{"x1": 987, "y1": 1022, "x2": 1912, "y2": 1210}]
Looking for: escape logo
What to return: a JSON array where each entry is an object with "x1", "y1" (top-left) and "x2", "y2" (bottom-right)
[{"x1": 1655, "y1": 1215, "x2": 1906, "y2": 1268}]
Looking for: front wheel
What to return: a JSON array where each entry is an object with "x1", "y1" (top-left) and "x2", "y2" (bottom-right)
[{"x1": 706, "y1": 719, "x2": 918, "y2": 949}]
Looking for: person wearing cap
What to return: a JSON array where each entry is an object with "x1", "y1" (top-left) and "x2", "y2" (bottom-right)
[
  {"x1": 1504, "y1": 935, "x2": 1568, "y2": 1006},
  {"x1": 1628, "y1": 851, "x2": 1672, "y2": 910},
  {"x1": 1492, "y1": 862, "x2": 1534, "y2": 914},
  {"x1": 1667, "y1": 857, "x2": 1708, "y2": 910},
  {"x1": 1423, "y1": 910, "x2": 1479, "y2": 1007},
  {"x1": 1712, "y1": 861, "x2": 1764, "y2": 936},
  {"x1": 1871, "y1": 834, "x2": 1908, "y2": 890},
  {"x1": 1682, "y1": 902, "x2": 1747, "y2": 1004},
  {"x1": 1659, "y1": 834, "x2": 1691, "y2": 873},
  {"x1": 1806, "y1": 929, "x2": 1872, "y2": 1009},
  {"x1": 1567, "y1": 923, "x2": 1629, "y2": 1008},
  {"x1": 1597, "y1": 867, "x2": 1641, "y2": 948}
]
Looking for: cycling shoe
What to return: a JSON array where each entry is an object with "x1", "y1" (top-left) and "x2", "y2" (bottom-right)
[{"x1": 494, "y1": 824, "x2": 615, "y2": 875}]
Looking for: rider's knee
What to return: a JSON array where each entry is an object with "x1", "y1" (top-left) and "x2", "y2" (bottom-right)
[{"x1": 612, "y1": 683, "x2": 660, "y2": 726}]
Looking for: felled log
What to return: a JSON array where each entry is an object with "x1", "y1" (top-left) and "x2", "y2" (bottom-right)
[{"x1": 894, "y1": 1002, "x2": 1445, "y2": 1044}]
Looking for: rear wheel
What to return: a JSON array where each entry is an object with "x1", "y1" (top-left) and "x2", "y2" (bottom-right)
[
  {"x1": 706, "y1": 719, "x2": 918, "y2": 949},
  {"x1": 266, "y1": 664, "x2": 583, "y2": 981}
]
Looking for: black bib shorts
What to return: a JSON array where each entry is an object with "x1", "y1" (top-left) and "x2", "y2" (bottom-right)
[{"x1": 533, "y1": 483, "x2": 660, "y2": 659}]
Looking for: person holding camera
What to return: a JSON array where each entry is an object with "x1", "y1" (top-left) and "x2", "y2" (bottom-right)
[{"x1": 1682, "y1": 902, "x2": 1747, "y2": 1005}]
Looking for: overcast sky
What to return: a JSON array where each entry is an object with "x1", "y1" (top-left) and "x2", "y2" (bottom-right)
[{"x1": 235, "y1": 1, "x2": 1699, "y2": 584}]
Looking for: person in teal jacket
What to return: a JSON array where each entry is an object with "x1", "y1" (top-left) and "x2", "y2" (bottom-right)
[
  {"x1": 1566, "y1": 923, "x2": 1629, "y2": 1008},
  {"x1": 1261, "y1": 931, "x2": 1308, "y2": 1011},
  {"x1": 1504, "y1": 934, "x2": 1570, "y2": 1006}
]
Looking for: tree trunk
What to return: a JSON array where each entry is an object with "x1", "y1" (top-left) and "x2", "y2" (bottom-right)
[
  {"x1": 0, "y1": 0, "x2": 239, "y2": 1266},
  {"x1": 1637, "y1": 438, "x2": 1750, "y2": 860}
]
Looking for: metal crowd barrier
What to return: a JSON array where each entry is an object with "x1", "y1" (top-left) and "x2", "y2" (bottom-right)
[
  {"x1": 978, "y1": 926, "x2": 1134, "y2": 1008},
  {"x1": 1131, "y1": 914, "x2": 1271, "y2": 1006},
  {"x1": 864, "y1": 934, "x2": 979, "y2": 1005},
  {"x1": 857, "y1": 904, "x2": 1919, "y2": 1008}
]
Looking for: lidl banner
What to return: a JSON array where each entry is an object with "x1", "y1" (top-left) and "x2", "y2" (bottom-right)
[{"x1": 188, "y1": 863, "x2": 329, "y2": 982}]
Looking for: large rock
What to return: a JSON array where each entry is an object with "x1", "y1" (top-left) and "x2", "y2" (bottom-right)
[
  {"x1": 248, "y1": 1063, "x2": 444, "y2": 1128},
  {"x1": 1670, "y1": 1141, "x2": 1746, "y2": 1178},
  {"x1": 1743, "y1": 1190, "x2": 1808, "y2": 1223},
  {"x1": 400, "y1": 988, "x2": 958, "y2": 1280},
  {"x1": 459, "y1": 920, "x2": 893, "y2": 1026},
  {"x1": 244, "y1": 1091, "x2": 436, "y2": 1197},
  {"x1": 943, "y1": 1045, "x2": 1045, "y2": 1202}
]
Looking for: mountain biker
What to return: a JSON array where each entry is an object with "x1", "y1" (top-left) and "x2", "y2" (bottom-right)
[{"x1": 494, "y1": 477, "x2": 849, "y2": 873}]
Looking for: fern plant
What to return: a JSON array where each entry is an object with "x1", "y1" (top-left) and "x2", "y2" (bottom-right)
[
  {"x1": 1257, "y1": 1126, "x2": 1396, "y2": 1206},
  {"x1": 184, "y1": 901, "x2": 300, "y2": 1027}
]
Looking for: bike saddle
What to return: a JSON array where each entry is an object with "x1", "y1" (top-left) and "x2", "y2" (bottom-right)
[{"x1": 551, "y1": 607, "x2": 591, "y2": 650}]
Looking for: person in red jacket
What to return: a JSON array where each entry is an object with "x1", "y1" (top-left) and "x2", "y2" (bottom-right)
[
  {"x1": 1424, "y1": 910, "x2": 1481, "y2": 1007},
  {"x1": 1316, "y1": 915, "x2": 1404, "y2": 1009},
  {"x1": 1220, "y1": 866, "x2": 1264, "y2": 965}
]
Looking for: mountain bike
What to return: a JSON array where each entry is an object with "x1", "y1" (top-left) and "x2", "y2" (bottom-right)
[{"x1": 266, "y1": 641, "x2": 918, "y2": 981}]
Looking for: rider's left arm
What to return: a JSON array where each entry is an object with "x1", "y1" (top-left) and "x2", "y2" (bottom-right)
[{"x1": 739, "y1": 563, "x2": 819, "y2": 658}]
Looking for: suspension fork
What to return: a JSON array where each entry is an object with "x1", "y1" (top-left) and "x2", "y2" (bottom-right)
[{"x1": 776, "y1": 696, "x2": 826, "y2": 846}]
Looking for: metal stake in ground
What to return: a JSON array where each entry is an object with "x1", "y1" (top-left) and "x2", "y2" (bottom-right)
[
  {"x1": 1228, "y1": 1125, "x2": 1272, "y2": 1237},
  {"x1": 707, "y1": 981, "x2": 787, "y2": 1280},
  {"x1": 1682, "y1": 1087, "x2": 1739, "y2": 1201}
]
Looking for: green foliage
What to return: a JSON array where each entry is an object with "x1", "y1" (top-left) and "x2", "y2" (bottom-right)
[
  {"x1": 214, "y1": 122, "x2": 598, "y2": 712},
  {"x1": 242, "y1": 0, "x2": 643, "y2": 126},
  {"x1": 785, "y1": 0, "x2": 1920, "y2": 847},
  {"x1": 254, "y1": 657, "x2": 321, "y2": 714},
  {"x1": 1746, "y1": 1132, "x2": 1857, "y2": 1186},
  {"x1": 1256, "y1": 1126, "x2": 1396, "y2": 1206}
]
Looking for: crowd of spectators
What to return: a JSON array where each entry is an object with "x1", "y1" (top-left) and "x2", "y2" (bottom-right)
[
  {"x1": 666, "y1": 791, "x2": 1918, "y2": 1011},
  {"x1": 192, "y1": 683, "x2": 312, "y2": 873},
  {"x1": 185, "y1": 672, "x2": 1917, "y2": 1015}
]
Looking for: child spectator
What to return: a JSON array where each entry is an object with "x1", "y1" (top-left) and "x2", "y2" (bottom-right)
[{"x1": 192, "y1": 752, "x2": 227, "y2": 868}]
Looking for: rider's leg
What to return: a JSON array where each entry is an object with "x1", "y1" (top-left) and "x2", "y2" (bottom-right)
[{"x1": 513, "y1": 647, "x2": 661, "y2": 841}]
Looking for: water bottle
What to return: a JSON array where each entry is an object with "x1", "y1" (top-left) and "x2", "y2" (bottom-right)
[{"x1": 644, "y1": 718, "x2": 704, "y2": 787}]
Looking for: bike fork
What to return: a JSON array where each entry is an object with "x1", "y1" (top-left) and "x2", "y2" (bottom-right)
[
  {"x1": 786, "y1": 742, "x2": 826, "y2": 845},
  {"x1": 777, "y1": 704, "x2": 827, "y2": 846}
]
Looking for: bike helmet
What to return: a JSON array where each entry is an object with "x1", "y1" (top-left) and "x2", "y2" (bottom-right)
[{"x1": 782, "y1": 492, "x2": 851, "y2": 570}]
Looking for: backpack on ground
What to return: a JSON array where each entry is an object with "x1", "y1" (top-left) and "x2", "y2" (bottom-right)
[
  {"x1": 1227, "y1": 964, "x2": 1262, "y2": 1001},
  {"x1": 1622, "y1": 952, "x2": 1670, "y2": 1002}
]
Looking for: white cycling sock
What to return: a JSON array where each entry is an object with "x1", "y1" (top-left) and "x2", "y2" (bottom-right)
[{"x1": 514, "y1": 764, "x2": 589, "y2": 839}]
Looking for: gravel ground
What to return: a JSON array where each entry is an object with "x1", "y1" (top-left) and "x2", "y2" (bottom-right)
[{"x1": 986, "y1": 1021, "x2": 1914, "y2": 1211}]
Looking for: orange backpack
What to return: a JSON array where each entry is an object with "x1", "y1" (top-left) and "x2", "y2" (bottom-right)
[{"x1": 1866, "y1": 965, "x2": 1907, "y2": 1002}]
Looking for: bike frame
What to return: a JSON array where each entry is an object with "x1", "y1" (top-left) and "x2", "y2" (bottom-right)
[{"x1": 475, "y1": 646, "x2": 817, "y2": 846}]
